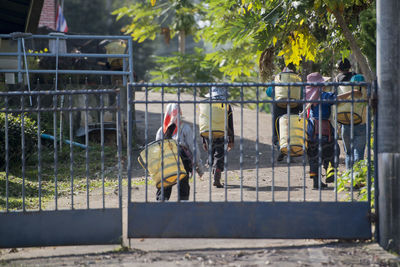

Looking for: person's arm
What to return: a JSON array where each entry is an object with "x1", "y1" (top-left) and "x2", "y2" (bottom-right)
[{"x1": 182, "y1": 124, "x2": 204, "y2": 177}]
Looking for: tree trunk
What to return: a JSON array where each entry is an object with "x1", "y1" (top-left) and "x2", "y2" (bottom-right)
[
  {"x1": 332, "y1": 9, "x2": 376, "y2": 82},
  {"x1": 178, "y1": 30, "x2": 186, "y2": 54}
]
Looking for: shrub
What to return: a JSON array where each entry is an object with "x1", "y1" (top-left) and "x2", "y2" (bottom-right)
[
  {"x1": 0, "y1": 113, "x2": 38, "y2": 170},
  {"x1": 337, "y1": 159, "x2": 375, "y2": 208}
]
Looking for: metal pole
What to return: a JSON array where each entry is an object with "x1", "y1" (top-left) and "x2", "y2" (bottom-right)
[{"x1": 377, "y1": 0, "x2": 400, "y2": 253}]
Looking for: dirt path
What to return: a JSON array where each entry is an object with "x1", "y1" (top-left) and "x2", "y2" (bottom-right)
[{"x1": 132, "y1": 91, "x2": 349, "y2": 203}]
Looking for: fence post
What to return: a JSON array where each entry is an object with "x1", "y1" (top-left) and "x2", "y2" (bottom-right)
[{"x1": 377, "y1": 0, "x2": 400, "y2": 253}]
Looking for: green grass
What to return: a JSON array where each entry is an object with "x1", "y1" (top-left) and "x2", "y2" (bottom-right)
[{"x1": 1, "y1": 142, "x2": 124, "y2": 211}]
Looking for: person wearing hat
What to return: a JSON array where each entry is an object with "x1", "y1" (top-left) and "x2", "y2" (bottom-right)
[
  {"x1": 304, "y1": 72, "x2": 362, "y2": 189},
  {"x1": 266, "y1": 63, "x2": 303, "y2": 162},
  {"x1": 201, "y1": 87, "x2": 234, "y2": 188},
  {"x1": 341, "y1": 74, "x2": 367, "y2": 169},
  {"x1": 335, "y1": 58, "x2": 356, "y2": 82},
  {"x1": 155, "y1": 103, "x2": 205, "y2": 201}
]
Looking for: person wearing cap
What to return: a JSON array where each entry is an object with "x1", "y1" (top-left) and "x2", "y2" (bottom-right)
[
  {"x1": 155, "y1": 103, "x2": 204, "y2": 201},
  {"x1": 304, "y1": 72, "x2": 362, "y2": 189},
  {"x1": 335, "y1": 58, "x2": 356, "y2": 82},
  {"x1": 201, "y1": 87, "x2": 234, "y2": 188},
  {"x1": 341, "y1": 74, "x2": 367, "y2": 169},
  {"x1": 266, "y1": 63, "x2": 303, "y2": 162}
]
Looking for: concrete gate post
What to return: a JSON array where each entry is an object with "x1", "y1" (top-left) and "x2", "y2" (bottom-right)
[{"x1": 377, "y1": 0, "x2": 400, "y2": 253}]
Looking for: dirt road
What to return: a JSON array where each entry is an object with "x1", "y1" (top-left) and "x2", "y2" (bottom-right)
[{"x1": 131, "y1": 91, "x2": 349, "y2": 202}]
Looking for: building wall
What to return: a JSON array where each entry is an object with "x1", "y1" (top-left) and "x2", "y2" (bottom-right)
[{"x1": 38, "y1": 0, "x2": 56, "y2": 30}]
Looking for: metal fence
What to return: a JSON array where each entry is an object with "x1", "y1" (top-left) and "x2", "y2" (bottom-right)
[
  {"x1": 0, "y1": 33, "x2": 133, "y2": 247},
  {"x1": 127, "y1": 82, "x2": 375, "y2": 239}
]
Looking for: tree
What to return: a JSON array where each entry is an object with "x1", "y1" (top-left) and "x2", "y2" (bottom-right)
[
  {"x1": 315, "y1": 0, "x2": 375, "y2": 81},
  {"x1": 115, "y1": 0, "x2": 376, "y2": 83},
  {"x1": 113, "y1": 0, "x2": 199, "y2": 54}
]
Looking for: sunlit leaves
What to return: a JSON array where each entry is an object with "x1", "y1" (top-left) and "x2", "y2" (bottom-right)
[
  {"x1": 277, "y1": 30, "x2": 319, "y2": 65},
  {"x1": 113, "y1": 0, "x2": 199, "y2": 43}
]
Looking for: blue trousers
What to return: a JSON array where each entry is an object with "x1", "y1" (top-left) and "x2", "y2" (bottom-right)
[{"x1": 341, "y1": 123, "x2": 367, "y2": 169}]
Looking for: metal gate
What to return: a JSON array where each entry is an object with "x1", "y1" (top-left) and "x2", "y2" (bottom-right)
[
  {"x1": 127, "y1": 82, "x2": 374, "y2": 239},
  {"x1": 0, "y1": 33, "x2": 133, "y2": 247}
]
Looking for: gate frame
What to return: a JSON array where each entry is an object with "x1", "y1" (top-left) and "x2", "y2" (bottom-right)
[
  {"x1": 127, "y1": 82, "x2": 374, "y2": 240},
  {"x1": 0, "y1": 33, "x2": 134, "y2": 248}
]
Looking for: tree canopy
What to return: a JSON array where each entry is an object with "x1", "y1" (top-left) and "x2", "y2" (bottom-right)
[{"x1": 113, "y1": 0, "x2": 376, "y2": 82}]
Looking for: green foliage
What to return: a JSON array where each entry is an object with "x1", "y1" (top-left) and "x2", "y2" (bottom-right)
[
  {"x1": 0, "y1": 113, "x2": 38, "y2": 170},
  {"x1": 113, "y1": 0, "x2": 199, "y2": 43},
  {"x1": 0, "y1": 142, "x2": 123, "y2": 210},
  {"x1": 0, "y1": 172, "x2": 121, "y2": 210},
  {"x1": 358, "y1": 1, "x2": 376, "y2": 71},
  {"x1": 115, "y1": 0, "x2": 375, "y2": 81},
  {"x1": 337, "y1": 159, "x2": 374, "y2": 208},
  {"x1": 150, "y1": 47, "x2": 223, "y2": 83}
]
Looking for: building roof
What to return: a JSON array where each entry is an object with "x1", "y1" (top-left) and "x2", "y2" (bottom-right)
[{"x1": 0, "y1": 0, "x2": 44, "y2": 34}]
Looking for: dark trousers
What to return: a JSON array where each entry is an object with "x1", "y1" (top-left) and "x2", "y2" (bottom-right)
[
  {"x1": 156, "y1": 147, "x2": 192, "y2": 201},
  {"x1": 156, "y1": 176, "x2": 190, "y2": 201},
  {"x1": 307, "y1": 137, "x2": 339, "y2": 175},
  {"x1": 272, "y1": 104, "x2": 302, "y2": 148},
  {"x1": 204, "y1": 138, "x2": 225, "y2": 171}
]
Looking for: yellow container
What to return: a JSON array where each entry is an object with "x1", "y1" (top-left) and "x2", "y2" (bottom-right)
[
  {"x1": 274, "y1": 72, "x2": 302, "y2": 108},
  {"x1": 199, "y1": 103, "x2": 226, "y2": 138},
  {"x1": 105, "y1": 40, "x2": 126, "y2": 69},
  {"x1": 278, "y1": 114, "x2": 307, "y2": 156},
  {"x1": 138, "y1": 139, "x2": 187, "y2": 189},
  {"x1": 337, "y1": 85, "x2": 367, "y2": 125}
]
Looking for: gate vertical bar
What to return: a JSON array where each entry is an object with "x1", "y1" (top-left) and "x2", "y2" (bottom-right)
[
  {"x1": 85, "y1": 94, "x2": 90, "y2": 209},
  {"x1": 240, "y1": 86, "x2": 244, "y2": 201},
  {"x1": 37, "y1": 95, "x2": 42, "y2": 210},
  {"x1": 127, "y1": 84, "x2": 133, "y2": 204},
  {"x1": 53, "y1": 94, "x2": 59, "y2": 209},
  {"x1": 256, "y1": 86, "x2": 260, "y2": 201},
  {"x1": 5, "y1": 96, "x2": 9, "y2": 211},
  {"x1": 100, "y1": 94, "x2": 105, "y2": 208},
  {"x1": 21, "y1": 95, "x2": 26, "y2": 211},
  {"x1": 145, "y1": 86, "x2": 149, "y2": 202},
  {"x1": 116, "y1": 91, "x2": 123, "y2": 208},
  {"x1": 69, "y1": 94, "x2": 73, "y2": 210},
  {"x1": 192, "y1": 87, "x2": 197, "y2": 202}
]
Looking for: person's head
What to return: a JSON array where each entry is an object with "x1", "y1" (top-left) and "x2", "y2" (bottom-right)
[
  {"x1": 350, "y1": 74, "x2": 365, "y2": 82},
  {"x1": 205, "y1": 86, "x2": 228, "y2": 100},
  {"x1": 350, "y1": 74, "x2": 366, "y2": 92},
  {"x1": 306, "y1": 72, "x2": 331, "y2": 101},
  {"x1": 336, "y1": 58, "x2": 351, "y2": 72},
  {"x1": 282, "y1": 62, "x2": 296, "y2": 72},
  {"x1": 163, "y1": 103, "x2": 182, "y2": 135}
]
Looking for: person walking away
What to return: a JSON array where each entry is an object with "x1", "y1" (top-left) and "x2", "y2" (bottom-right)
[
  {"x1": 199, "y1": 87, "x2": 234, "y2": 188},
  {"x1": 266, "y1": 63, "x2": 303, "y2": 162},
  {"x1": 341, "y1": 74, "x2": 367, "y2": 169},
  {"x1": 156, "y1": 103, "x2": 204, "y2": 201},
  {"x1": 335, "y1": 58, "x2": 357, "y2": 82},
  {"x1": 304, "y1": 72, "x2": 362, "y2": 189}
]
